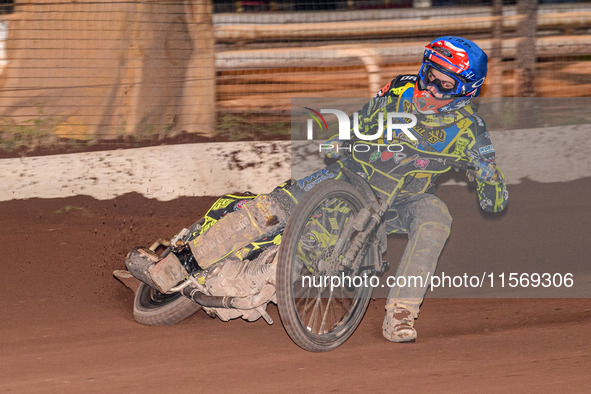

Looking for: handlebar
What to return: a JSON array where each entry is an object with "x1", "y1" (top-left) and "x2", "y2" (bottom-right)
[
  {"x1": 445, "y1": 157, "x2": 500, "y2": 183},
  {"x1": 444, "y1": 158, "x2": 479, "y2": 172}
]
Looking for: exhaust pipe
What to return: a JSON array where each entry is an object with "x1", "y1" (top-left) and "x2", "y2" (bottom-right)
[{"x1": 181, "y1": 283, "x2": 275, "y2": 310}]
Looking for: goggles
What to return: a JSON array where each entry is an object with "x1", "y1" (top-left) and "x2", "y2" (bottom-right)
[{"x1": 417, "y1": 62, "x2": 469, "y2": 98}]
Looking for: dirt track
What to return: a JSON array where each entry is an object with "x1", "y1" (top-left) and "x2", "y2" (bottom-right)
[{"x1": 1, "y1": 179, "x2": 590, "y2": 392}]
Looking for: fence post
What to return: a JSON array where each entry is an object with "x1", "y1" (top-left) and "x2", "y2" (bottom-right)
[
  {"x1": 516, "y1": 0, "x2": 537, "y2": 97},
  {"x1": 489, "y1": 0, "x2": 503, "y2": 98},
  {"x1": 515, "y1": 0, "x2": 538, "y2": 129},
  {"x1": 180, "y1": 0, "x2": 216, "y2": 137}
]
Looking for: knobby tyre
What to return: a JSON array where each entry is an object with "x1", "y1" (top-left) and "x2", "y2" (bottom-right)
[
  {"x1": 277, "y1": 180, "x2": 375, "y2": 352},
  {"x1": 133, "y1": 282, "x2": 202, "y2": 326}
]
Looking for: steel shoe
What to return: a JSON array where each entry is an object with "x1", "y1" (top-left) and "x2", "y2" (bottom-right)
[{"x1": 125, "y1": 247, "x2": 188, "y2": 293}]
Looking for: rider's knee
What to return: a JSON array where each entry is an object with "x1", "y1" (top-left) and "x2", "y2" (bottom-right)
[
  {"x1": 410, "y1": 197, "x2": 452, "y2": 237},
  {"x1": 268, "y1": 185, "x2": 297, "y2": 218}
]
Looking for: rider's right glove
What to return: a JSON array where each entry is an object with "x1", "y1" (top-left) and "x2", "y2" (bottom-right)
[
  {"x1": 322, "y1": 138, "x2": 345, "y2": 160},
  {"x1": 467, "y1": 159, "x2": 501, "y2": 183}
]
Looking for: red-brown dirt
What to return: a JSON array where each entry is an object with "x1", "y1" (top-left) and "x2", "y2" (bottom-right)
[{"x1": 1, "y1": 179, "x2": 590, "y2": 392}]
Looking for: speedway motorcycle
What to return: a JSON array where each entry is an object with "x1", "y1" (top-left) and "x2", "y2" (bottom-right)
[{"x1": 115, "y1": 141, "x2": 476, "y2": 352}]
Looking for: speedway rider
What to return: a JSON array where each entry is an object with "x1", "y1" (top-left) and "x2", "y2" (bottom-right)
[{"x1": 127, "y1": 36, "x2": 508, "y2": 343}]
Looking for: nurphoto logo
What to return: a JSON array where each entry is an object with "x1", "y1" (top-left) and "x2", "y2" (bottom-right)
[{"x1": 304, "y1": 107, "x2": 418, "y2": 142}]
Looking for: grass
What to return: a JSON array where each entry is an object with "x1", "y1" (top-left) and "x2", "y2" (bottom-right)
[
  {"x1": 0, "y1": 111, "x2": 291, "y2": 155},
  {"x1": 0, "y1": 113, "x2": 61, "y2": 152},
  {"x1": 215, "y1": 112, "x2": 290, "y2": 141}
]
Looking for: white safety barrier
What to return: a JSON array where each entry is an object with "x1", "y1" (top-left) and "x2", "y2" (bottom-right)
[{"x1": 1, "y1": 124, "x2": 589, "y2": 201}]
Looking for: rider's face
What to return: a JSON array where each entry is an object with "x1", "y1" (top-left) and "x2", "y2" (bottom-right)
[{"x1": 426, "y1": 68, "x2": 456, "y2": 98}]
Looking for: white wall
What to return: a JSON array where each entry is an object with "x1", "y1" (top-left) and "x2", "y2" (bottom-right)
[{"x1": 1, "y1": 124, "x2": 590, "y2": 201}]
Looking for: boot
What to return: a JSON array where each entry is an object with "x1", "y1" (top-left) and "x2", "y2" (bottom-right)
[
  {"x1": 125, "y1": 247, "x2": 188, "y2": 293},
  {"x1": 382, "y1": 305, "x2": 417, "y2": 343}
]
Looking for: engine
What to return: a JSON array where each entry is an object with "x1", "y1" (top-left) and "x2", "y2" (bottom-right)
[{"x1": 197, "y1": 247, "x2": 278, "y2": 324}]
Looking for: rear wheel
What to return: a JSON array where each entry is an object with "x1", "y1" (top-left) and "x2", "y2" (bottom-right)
[
  {"x1": 277, "y1": 180, "x2": 375, "y2": 352},
  {"x1": 133, "y1": 282, "x2": 201, "y2": 326},
  {"x1": 132, "y1": 217, "x2": 206, "y2": 326}
]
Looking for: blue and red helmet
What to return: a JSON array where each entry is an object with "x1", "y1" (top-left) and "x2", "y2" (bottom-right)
[{"x1": 413, "y1": 36, "x2": 488, "y2": 114}]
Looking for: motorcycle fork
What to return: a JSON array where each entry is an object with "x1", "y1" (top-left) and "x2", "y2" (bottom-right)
[
  {"x1": 334, "y1": 177, "x2": 401, "y2": 278},
  {"x1": 332, "y1": 199, "x2": 388, "y2": 276}
]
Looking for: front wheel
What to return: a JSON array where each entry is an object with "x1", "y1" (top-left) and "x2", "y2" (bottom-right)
[{"x1": 277, "y1": 180, "x2": 375, "y2": 352}]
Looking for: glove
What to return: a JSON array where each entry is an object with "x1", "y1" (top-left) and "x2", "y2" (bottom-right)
[
  {"x1": 467, "y1": 159, "x2": 501, "y2": 183},
  {"x1": 322, "y1": 138, "x2": 344, "y2": 159}
]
